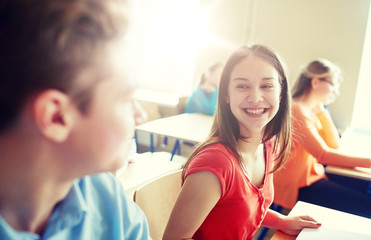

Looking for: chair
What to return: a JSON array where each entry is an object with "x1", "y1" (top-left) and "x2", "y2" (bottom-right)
[
  {"x1": 135, "y1": 100, "x2": 160, "y2": 153},
  {"x1": 137, "y1": 99, "x2": 160, "y2": 122},
  {"x1": 116, "y1": 152, "x2": 185, "y2": 199},
  {"x1": 134, "y1": 169, "x2": 183, "y2": 240}
]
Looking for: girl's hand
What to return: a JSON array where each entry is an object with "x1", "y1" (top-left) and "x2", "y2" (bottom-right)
[
  {"x1": 279, "y1": 215, "x2": 321, "y2": 236},
  {"x1": 313, "y1": 103, "x2": 326, "y2": 114}
]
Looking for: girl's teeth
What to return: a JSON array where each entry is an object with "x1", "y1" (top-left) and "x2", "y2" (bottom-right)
[{"x1": 246, "y1": 109, "x2": 264, "y2": 114}]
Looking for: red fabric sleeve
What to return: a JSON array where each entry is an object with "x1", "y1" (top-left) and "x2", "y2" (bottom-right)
[{"x1": 185, "y1": 145, "x2": 234, "y2": 198}]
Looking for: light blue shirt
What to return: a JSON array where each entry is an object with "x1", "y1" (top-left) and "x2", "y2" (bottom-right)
[
  {"x1": 0, "y1": 173, "x2": 151, "y2": 240},
  {"x1": 184, "y1": 86, "x2": 218, "y2": 116}
]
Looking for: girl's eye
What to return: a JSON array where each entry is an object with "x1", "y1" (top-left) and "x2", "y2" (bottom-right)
[
  {"x1": 237, "y1": 84, "x2": 248, "y2": 89},
  {"x1": 262, "y1": 84, "x2": 274, "y2": 89}
]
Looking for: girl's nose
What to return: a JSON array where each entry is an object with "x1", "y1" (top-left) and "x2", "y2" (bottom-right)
[
  {"x1": 333, "y1": 87, "x2": 340, "y2": 96},
  {"x1": 248, "y1": 88, "x2": 264, "y2": 103}
]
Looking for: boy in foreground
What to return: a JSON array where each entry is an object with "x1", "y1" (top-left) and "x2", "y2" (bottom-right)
[{"x1": 0, "y1": 0, "x2": 151, "y2": 239}]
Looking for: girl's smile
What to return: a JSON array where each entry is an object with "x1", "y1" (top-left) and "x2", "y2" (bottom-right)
[{"x1": 243, "y1": 107, "x2": 269, "y2": 117}]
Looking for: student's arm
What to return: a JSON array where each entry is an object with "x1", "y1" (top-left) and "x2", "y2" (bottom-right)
[
  {"x1": 262, "y1": 209, "x2": 321, "y2": 236},
  {"x1": 163, "y1": 171, "x2": 221, "y2": 240},
  {"x1": 295, "y1": 106, "x2": 371, "y2": 168},
  {"x1": 313, "y1": 103, "x2": 340, "y2": 149}
]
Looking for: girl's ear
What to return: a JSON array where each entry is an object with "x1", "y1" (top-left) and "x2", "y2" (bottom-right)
[
  {"x1": 311, "y1": 77, "x2": 321, "y2": 89},
  {"x1": 225, "y1": 95, "x2": 230, "y2": 104},
  {"x1": 32, "y1": 89, "x2": 77, "y2": 142}
]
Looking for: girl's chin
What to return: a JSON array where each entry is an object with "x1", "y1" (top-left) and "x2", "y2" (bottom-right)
[{"x1": 323, "y1": 100, "x2": 333, "y2": 106}]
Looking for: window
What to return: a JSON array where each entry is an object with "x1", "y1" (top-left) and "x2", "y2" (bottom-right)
[
  {"x1": 126, "y1": 0, "x2": 200, "y2": 95},
  {"x1": 351, "y1": 3, "x2": 371, "y2": 134}
]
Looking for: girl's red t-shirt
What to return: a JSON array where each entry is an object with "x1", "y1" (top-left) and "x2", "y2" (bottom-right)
[{"x1": 185, "y1": 141, "x2": 274, "y2": 240}]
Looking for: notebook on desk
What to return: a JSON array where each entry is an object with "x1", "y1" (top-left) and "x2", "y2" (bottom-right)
[
  {"x1": 290, "y1": 202, "x2": 371, "y2": 238},
  {"x1": 297, "y1": 227, "x2": 371, "y2": 240},
  {"x1": 338, "y1": 127, "x2": 371, "y2": 158}
]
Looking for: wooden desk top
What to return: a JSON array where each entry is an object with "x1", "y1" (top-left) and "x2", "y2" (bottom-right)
[
  {"x1": 325, "y1": 128, "x2": 371, "y2": 181},
  {"x1": 337, "y1": 128, "x2": 371, "y2": 157},
  {"x1": 271, "y1": 201, "x2": 371, "y2": 239},
  {"x1": 135, "y1": 113, "x2": 213, "y2": 143},
  {"x1": 325, "y1": 165, "x2": 371, "y2": 181},
  {"x1": 270, "y1": 231, "x2": 295, "y2": 240}
]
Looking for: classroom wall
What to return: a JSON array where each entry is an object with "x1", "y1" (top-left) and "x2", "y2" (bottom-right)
[
  {"x1": 197, "y1": 0, "x2": 371, "y2": 131},
  {"x1": 252, "y1": 0, "x2": 370, "y2": 131},
  {"x1": 194, "y1": 0, "x2": 251, "y2": 80},
  {"x1": 352, "y1": 1, "x2": 371, "y2": 132},
  {"x1": 127, "y1": 0, "x2": 198, "y2": 95}
]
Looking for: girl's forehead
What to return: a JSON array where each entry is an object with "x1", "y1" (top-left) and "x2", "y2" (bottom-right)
[
  {"x1": 230, "y1": 56, "x2": 279, "y2": 79},
  {"x1": 332, "y1": 72, "x2": 341, "y2": 81}
]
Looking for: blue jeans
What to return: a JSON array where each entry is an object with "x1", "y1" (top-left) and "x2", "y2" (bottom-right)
[{"x1": 298, "y1": 176, "x2": 371, "y2": 218}]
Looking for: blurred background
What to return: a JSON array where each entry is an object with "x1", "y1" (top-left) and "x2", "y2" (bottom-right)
[{"x1": 126, "y1": 0, "x2": 371, "y2": 140}]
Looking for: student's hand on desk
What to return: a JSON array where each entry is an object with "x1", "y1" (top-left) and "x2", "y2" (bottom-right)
[{"x1": 280, "y1": 215, "x2": 321, "y2": 236}]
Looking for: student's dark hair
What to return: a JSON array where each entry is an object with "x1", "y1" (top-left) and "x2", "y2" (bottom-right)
[
  {"x1": 292, "y1": 58, "x2": 342, "y2": 99},
  {"x1": 0, "y1": 0, "x2": 128, "y2": 133},
  {"x1": 183, "y1": 44, "x2": 291, "y2": 180}
]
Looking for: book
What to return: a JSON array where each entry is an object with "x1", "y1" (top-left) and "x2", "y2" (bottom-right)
[{"x1": 297, "y1": 227, "x2": 371, "y2": 240}]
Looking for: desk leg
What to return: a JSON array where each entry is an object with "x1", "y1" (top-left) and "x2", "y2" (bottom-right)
[
  {"x1": 176, "y1": 140, "x2": 181, "y2": 155},
  {"x1": 134, "y1": 130, "x2": 139, "y2": 151},
  {"x1": 150, "y1": 133, "x2": 155, "y2": 153},
  {"x1": 170, "y1": 140, "x2": 181, "y2": 161},
  {"x1": 163, "y1": 136, "x2": 168, "y2": 146}
]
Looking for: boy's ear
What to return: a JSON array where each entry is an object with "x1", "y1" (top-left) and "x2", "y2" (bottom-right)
[{"x1": 32, "y1": 89, "x2": 76, "y2": 142}]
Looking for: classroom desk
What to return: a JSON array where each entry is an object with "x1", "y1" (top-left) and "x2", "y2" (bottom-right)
[
  {"x1": 326, "y1": 165, "x2": 371, "y2": 181},
  {"x1": 270, "y1": 201, "x2": 371, "y2": 240},
  {"x1": 135, "y1": 113, "x2": 213, "y2": 159},
  {"x1": 325, "y1": 128, "x2": 371, "y2": 182},
  {"x1": 116, "y1": 152, "x2": 186, "y2": 199}
]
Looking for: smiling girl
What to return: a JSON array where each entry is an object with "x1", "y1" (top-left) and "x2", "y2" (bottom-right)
[{"x1": 163, "y1": 44, "x2": 321, "y2": 240}]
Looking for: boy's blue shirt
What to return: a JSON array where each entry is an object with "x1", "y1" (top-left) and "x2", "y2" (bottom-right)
[{"x1": 0, "y1": 173, "x2": 151, "y2": 240}]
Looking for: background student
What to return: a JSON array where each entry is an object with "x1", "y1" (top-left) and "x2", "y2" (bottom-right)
[
  {"x1": 163, "y1": 44, "x2": 321, "y2": 240},
  {"x1": 274, "y1": 58, "x2": 371, "y2": 218},
  {"x1": 184, "y1": 62, "x2": 223, "y2": 116},
  {"x1": 0, "y1": 0, "x2": 151, "y2": 239}
]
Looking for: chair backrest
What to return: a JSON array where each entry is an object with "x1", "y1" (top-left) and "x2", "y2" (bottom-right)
[
  {"x1": 177, "y1": 96, "x2": 188, "y2": 114},
  {"x1": 137, "y1": 99, "x2": 160, "y2": 122},
  {"x1": 133, "y1": 169, "x2": 182, "y2": 240}
]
